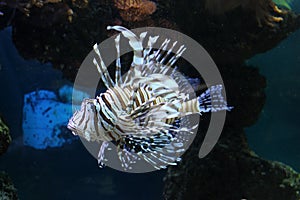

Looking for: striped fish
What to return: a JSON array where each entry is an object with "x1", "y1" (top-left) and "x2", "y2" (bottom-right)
[{"x1": 67, "y1": 26, "x2": 231, "y2": 170}]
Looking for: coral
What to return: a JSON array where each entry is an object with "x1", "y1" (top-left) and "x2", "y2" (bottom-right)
[
  {"x1": 165, "y1": 0, "x2": 300, "y2": 65},
  {"x1": 204, "y1": 0, "x2": 287, "y2": 27},
  {"x1": 71, "y1": 0, "x2": 88, "y2": 8},
  {"x1": 0, "y1": 118, "x2": 17, "y2": 199},
  {"x1": 8, "y1": 0, "x2": 171, "y2": 81},
  {"x1": 273, "y1": 0, "x2": 294, "y2": 9},
  {"x1": 9, "y1": 0, "x2": 113, "y2": 81},
  {"x1": 0, "y1": 117, "x2": 18, "y2": 200},
  {"x1": 243, "y1": 0, "x2": 284, "y2": 27},
  {"x1": 0, "y1": 0, "x2": 31, "y2": 16},
  {"x1": 25, "y1": 2, "x2": 74, "y2": 26},
  {"x1": 0, "y1": 0, "x2": 89, "y2": 29},
  {"x1": 0, "y1": 172, "x2": 18, "y2": 200},
  {"x1": 0, "y1": 116, "x2": 11, "y2": 156},
  {"x1": 114, "y1": 0, "x2": 156, "y2": 22},
  {"x1": 11, "y1": 0, "x2": 300, "y2": 81}
]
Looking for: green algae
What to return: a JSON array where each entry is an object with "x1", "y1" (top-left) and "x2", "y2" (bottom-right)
[{"x1": 273, "y1": 0, "x2": 294, "y2": 9}]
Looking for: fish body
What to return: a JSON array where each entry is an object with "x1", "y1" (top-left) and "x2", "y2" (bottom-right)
[{"x1": 67, "y1": 26, "x2": 231, "y2": 170}]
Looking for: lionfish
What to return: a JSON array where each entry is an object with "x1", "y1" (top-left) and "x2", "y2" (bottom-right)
[{"x1": 67, "y1": 26, "x2": 231, "y2": 171}]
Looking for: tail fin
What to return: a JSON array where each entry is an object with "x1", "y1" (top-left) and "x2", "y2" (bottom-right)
[{"x1": 197, "y1": 85, "x2": 232, "y2": 113}]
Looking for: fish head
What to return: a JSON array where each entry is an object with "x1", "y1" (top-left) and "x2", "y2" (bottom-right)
[{"x1": 67, "y1": 98, "x2": 107, "y2": 142}]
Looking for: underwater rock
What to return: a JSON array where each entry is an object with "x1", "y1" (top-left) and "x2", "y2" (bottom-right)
[
  {"x1": 113, "y1": 0, "x2": 157, "y2": 22},
  {"x1": 0, "y1": 0, "x2": 30, "y2": 20},
  {"x1": 160, "y1": 4, "x2": 300, "y2": 200},
  {"x1": 0, "y1": 171, "x2": 18, "y2": 200},
  {"x1": 11, "y1": 0, "x2": 113, "y2": 81},
  {"x1": 220, "y1": 64, "x2": 267, "y2": 127},
  {"x1": 162, "y1": 0, "x2": 300, "y2": 65},
  {"x1": 9, "y1": 0, "x2": 177, "y2": 81},
  {"x1": 204, "y1": 0, "x2": 286, "y2": 27},
  {"x1": 5, "y1": 0, "x2": 299, "y2": 81},
  {"x1": 0, "y1": 0, "x2": 78, "y2": 30},
  {"x1": 163, "y1": 62, "x2": 299, "y2": 199},
  {"x1": 0, "y1": 116, "x2": 11, "y2": 155},
  {"x1": 22, "y1": 85, "x2": 85, "y2": 149},
  {"x1": 163, "y1": 127, "x2": 300, "y2": 200}
]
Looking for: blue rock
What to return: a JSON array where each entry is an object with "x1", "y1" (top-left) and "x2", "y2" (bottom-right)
[{"x1": 22, "y1": 86, "x2": 86, "y2": 149}]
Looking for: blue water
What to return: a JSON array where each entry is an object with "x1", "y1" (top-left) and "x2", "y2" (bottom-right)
[
  {"x1": 245, "y1": 27, "x2": 300, "y2": 171},
  {"x1": 244, "y1": 3, "x2": 300, "y2": 172}
]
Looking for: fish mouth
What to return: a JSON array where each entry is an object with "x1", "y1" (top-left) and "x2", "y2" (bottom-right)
[{"x1": 67, "y1": 119, "x2": 78, "y2": 135}]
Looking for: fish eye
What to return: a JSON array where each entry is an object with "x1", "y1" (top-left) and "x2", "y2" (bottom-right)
[{"x1": 90, "y1": 104, "x2": 96, "y2": 110}]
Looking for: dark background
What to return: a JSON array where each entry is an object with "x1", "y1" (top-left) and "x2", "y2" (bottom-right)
[{"x1": 0, "y1": 3, "x2": 300, "y2": 199}]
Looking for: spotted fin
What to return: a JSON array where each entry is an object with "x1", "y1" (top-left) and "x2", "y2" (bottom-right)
[
  {"x1": 117, "y1": 128, "x2": 194, "y2": 170},
  {"x1": 118, "y1": 148, "x2": 141, "y2": 171},
  {"x1": 97, "y1": 141, "x2": 109, "y2": 168}
]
